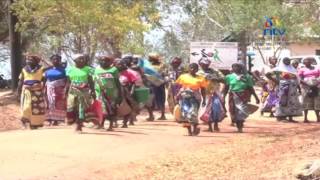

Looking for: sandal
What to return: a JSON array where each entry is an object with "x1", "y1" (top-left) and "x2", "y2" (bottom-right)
[
  {"x1": 193, "y1": 127, "x2": 200, "y2": 136},
  {"x1": 157, "y1": 116, "x2": 167, "y2": 120},
  {"x1": 146, "y1": 117, "x2": 155, "y2": 121},
  {"x1": 121, "y1": 124, "x2": 128, "y2": 128}
]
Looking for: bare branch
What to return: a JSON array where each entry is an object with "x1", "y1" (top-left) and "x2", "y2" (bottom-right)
[
  {"x1": 253, "y1": 43, "x2": 266, "y2": 65},
  {"x1": 205, "y1": 13, "x2": 224, "y2": 29}
]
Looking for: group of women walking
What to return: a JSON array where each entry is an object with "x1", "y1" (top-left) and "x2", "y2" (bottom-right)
[
  {"x1": 174, "y1": 59, "x2": 259, "y2": 135},
  {"x1": 17, "y1": 53, "x2": 320, "y2": 136},
  {"x1": 17, "y1": 53, "x2": 175, "y2": 132},
  {"x1": 261, "y1": 56, "x2": 320, "y2": 123}
]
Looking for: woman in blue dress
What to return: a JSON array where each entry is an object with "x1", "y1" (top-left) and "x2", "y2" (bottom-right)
[{"x1": 44, "y1": 54, "x2": 68, "y2": 126}]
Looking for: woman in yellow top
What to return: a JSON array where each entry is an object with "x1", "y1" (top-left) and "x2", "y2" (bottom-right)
[
  {"x1": 176, "y1": 63, "x2": 207, "y2": 136},
  {"x1": 17, "y1": 54, "x2": 46, "y2": 129}
]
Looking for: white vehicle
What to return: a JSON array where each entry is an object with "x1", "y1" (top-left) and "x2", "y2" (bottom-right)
[{"x1": 288, "y1": 55, "x2": 320, "y2": 68}]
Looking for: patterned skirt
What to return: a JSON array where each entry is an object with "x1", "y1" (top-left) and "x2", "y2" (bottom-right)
[
  {"x1": 275, "y1": 79, "x2": 302, "y2": 117},
  {"x1": 178, "y1": 90, "x2": 201, "y2": 125},
  {"x1": 67, "y1": 86, "x2": 92, "y2": 122},
  {"x1": 21, "y1": 87, "x2": 46, "y2": 126},
  {"x1": 301, "y1": 84, "x2": 320, "y2": 110},
  {"x1": 261, "y1": 91, "x2": 279, "y2": 113},
  {"x1": 228, "y1": 90, "x2": 251, "y2": 122},
  {"x1": 45, "y1": 79, "x2": 67, "y2": 121}
]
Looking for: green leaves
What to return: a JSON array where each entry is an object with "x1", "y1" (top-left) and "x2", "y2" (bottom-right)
[{"x1": 10, "y1": 0, "x2": 160, "y2": 57}]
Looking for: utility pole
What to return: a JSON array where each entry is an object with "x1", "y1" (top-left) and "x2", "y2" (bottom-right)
[{"x1": 8, "y1": 0, "x2": 22, "y2": 90}]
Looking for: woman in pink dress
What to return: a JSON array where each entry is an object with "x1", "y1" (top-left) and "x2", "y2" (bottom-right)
[
  {"x1": 298, "y1": 57, "x2": 320, "y2": 123},
  {"x1": 115, "y1": 59, "x2": 141, "y2": 127}
]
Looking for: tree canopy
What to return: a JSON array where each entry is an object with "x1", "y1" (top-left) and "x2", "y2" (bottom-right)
[
  {"x1": 155, "y1": 0, "x2": 320, "y2": 63},
  {"x1": 2, "y1": 0, "x2": 320, "y2": 64},
  {"x1": 10, "y1": 0, "x2": 160, "y2": 61}
]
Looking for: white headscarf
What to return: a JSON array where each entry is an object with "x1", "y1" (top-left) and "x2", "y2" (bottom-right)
[
  {"x1": 73, "y1": 53, "x2": 85, "y2": 61},
  {"x1": 273, "y1": 58, "x2": 297, "y2": 75},
  {"x1": 198, "y1": 57, "x2": 211, "y2": 65}
]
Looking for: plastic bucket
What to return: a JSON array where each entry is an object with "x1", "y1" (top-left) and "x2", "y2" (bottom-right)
[{"x1": 133, "y1": 87, "x2": 150, "y2": 103}]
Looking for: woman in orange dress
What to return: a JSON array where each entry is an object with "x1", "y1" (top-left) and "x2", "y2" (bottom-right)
[{"x1": 175, "y1": 63, "x2": 207, "y2": 136}]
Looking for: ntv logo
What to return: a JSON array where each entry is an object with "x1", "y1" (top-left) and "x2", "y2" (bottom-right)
[{"x1": 263, "y1": 16, "x2": 285, "y2": 36}]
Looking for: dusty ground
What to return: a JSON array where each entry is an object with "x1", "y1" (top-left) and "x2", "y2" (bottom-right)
[
  {"x1": 0, "y1": 90, "x2": 22, "y2": 131},
  {"x1": 0, "y1": 90, "x2": 319, "y2": 180}
]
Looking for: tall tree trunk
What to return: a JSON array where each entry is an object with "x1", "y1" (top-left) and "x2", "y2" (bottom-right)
[
  {"x1": 238, "y1": 31, "x2": 247, "y2": 70},
  {"x1": 108, "y1": 38, "x2": 122, "y2": 58},
  {"x1": 8, "y1": 0, "x2": 22, "y2": 91}
]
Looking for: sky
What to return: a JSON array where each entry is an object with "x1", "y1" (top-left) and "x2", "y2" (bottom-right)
[
  {"x1": 0, "y1": 45, "x2": 10, "y2": 79},
  {"x1": 144, "y1": 4, "x2": 189, "y2": 49}
]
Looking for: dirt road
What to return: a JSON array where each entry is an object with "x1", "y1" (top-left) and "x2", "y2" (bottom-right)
[
  {"x1": 1, "y1": 116, "x2": 320, "y2": 180},
  {"x1": 1, "y1": 91, "x2": 320, "y2": 179}
]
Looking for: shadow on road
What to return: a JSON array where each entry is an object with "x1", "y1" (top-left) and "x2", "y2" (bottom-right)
[
  {"x1": 81, "y1": 131, "x2": 123, "y2": 136},
  {"x1": 109, "y1": 129, "x2": 148, "y2": 135}
]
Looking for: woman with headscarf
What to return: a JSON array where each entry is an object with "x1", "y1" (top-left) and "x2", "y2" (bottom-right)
[
  {"x1": 44, "y1": 54, "x2": 67, "y2": 126},
  {"x1": 66, "y1": 54, "x2": 96, "y2": 132},
  {"x1": 260, "y1": 57, "x2": 279, "y2": 117},
  {"x1": 127, "y1": 56, "x2": 147, "y2": 125},
  {"x1": 146, "y1": 53, "x2": 167, "y2": 120},
  {"x1": 223, "y1": 63, "x2": 260, "y2": 133},
  {"x1": 176, "y1": 63, "x2": 207, "y2": 136},
  {"x1": 270, "y1": 57, "x2": 302, "y2": 122},
  {"x1": 166, "y1": 57, "x2": 185, "y2": 113},
  {"x1": 298, "y1": 57, "x2": 320, "y2": 123},
  {"x1": 17, "y1": 54, "x2": 46, "y2": 129},
  {"x1": 129, "y1": 56, "x2": 144, "y2": 87},
  {"x1": 291, "y1": 59, "x2": 300, "y2": 70},
  {"x1": 198, "y1": 57, "x2": 226, "y2": 132},
  {"x1": 115, "y1": 59, "x2": 140, "y2": 128},
  {"x1": 94, "y1": 55, "x2": 121, "y2": 130}
]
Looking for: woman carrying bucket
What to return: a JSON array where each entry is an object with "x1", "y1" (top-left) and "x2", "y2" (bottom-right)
[{"x1": 115, "y1": 59, "x2": 150, "y2": 127}]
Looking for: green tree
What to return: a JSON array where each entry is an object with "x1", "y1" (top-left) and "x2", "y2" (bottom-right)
[
  {"x1": 0, "y1": 1, "x2": 9, "y2": 42},
  {"x1": 11, "y1": 0, "x2": 160, "y2": 61},
  {"x1": 152, "y1": 0, "x2": 223, "y2": 62},
  {"x1": 156, "y1": 0, "x2": 320, "y2": 65}
]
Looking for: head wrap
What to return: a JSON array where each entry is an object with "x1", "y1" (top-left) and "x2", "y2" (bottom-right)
[
  {"x1": 198, "y1": 57, "x2": 211, "y2": 65},
  {"x1": 73, "y1": 54, "x2": 85, "y2": 62},
  {"x1": 50, "y1": 54, "x2": 62, "y2": 61},
  {"x1": 268, "y1": 56, "x2": 277, "y2": 61},
  {"x1": 232, "y1": 62, "x2": 245, "y2": 68},
  {"x1": 122, "y1": 53, "x2": 133, "y2": 59},
  {"x1": 303, "y1": 57, "x2": 316, "y2": 64},
  {"x1": 273, "y1": 58, "x2": 297, "y2": 74},
  {"x1": 189, "y1": 63, "x2": 199, "y2": 69},
  {"x1": 133, "y1": 54, "x2": 142, "y2": 59},
  {"x1": 231, "y1": 62, "x2": 246, "y2": 73},
  {"x1": 291, "y1": 59, "x2": 299, "y2": 65},
  {"x1": 25, "y1": 53, "x2": 42, "y2": 63},
  {"x1": 148, "y1": 53, "x2": 161, "y2": 61},
  {"x1": 171, "y1": 57, "x2": 182, "y2": 65},
  {"x1": 97, "y1": 55, "x2": 114, "y2": 62}
]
